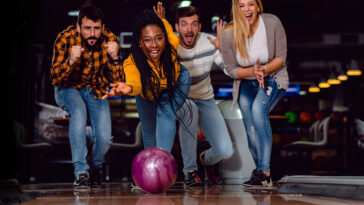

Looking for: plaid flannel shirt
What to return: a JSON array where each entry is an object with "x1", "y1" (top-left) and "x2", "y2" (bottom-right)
[{"x1": 50, "y1": 25, "x2": 123, "y2": 99}]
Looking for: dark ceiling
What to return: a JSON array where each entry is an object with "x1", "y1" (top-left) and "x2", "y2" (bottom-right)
[
  {"x1": 22, "y1": 0, "x2": 364, "y2": 39},
  {"x1": 9, "y1": 0, "x2": 364, "y2": 84}
]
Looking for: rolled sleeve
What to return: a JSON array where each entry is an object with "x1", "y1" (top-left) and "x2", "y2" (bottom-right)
[{"x1": 273, "y1": 15, "x2": 287, "y2": 62}]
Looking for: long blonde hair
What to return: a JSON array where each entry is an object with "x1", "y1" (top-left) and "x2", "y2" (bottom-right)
[{"x1": 229, "y1": 0, "x2": 263, "y2": 59}]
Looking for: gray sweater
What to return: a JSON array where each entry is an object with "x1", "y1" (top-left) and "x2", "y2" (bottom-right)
[
  {"x1": 178, "y1": 32, "x2": 224, "y2": 100},
  {"x1": 220, "y1": 13, "x2": 289, "y2": 106}
]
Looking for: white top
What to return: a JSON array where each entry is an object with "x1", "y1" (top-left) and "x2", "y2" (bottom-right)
[
  {"x1": 178, "y1": 32, "x2": 224, "y2": 100},
  {"x1": 236, "y1": 15, "x2": 269, "y2": 80}
]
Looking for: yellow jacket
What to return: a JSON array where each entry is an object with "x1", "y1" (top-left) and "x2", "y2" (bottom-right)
[{"x1": 123, "y1": 18, "x2": 180, "y2": 99}]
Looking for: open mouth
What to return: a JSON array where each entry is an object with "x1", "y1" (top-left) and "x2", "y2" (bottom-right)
[
  {"x1": 149, "y1": 50, "x2": 160, "y2": 58},
  {"x1": 184, "y1": 33, "x2": 195, "y2": 43},
  {"x1": 245, "y1": 14, "x2": 253, "y2": 22},
  {"x1": 88, "y1": 39, "x2": 97, "y2": 45}
]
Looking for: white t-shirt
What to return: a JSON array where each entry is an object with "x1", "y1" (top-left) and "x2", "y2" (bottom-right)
[
  {"x1": 178, "y1": 32, "x2": 224, "y2": 100},
  {"x1": 236, "y1": 15, "x2": 269, "y2": 80}
]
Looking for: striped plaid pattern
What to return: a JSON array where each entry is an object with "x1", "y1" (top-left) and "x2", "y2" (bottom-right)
[{"x1": 50, "y1": 25, "x2": 123, "y2": 99}]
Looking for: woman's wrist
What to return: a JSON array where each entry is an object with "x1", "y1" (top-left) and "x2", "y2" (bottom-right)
[
  {"x1": 262, "y1": 65, "x2": 267, "y2": 74},
  {"x1": 251, "y1": 67, "x2": 255, "y2": 76}
]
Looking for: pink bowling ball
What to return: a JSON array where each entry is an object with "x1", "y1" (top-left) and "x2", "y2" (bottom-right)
[{"x1": 131, "y1": 147, "x2": 177, "y2": 193}]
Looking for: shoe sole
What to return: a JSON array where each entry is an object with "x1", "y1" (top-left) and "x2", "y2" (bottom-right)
[
  {"x1": 73, "y1": 186, "x2": 90, "y2": 190},
  {"x1": 243, "y1": 186, "x2": 276, "y2": 190},
  {"x1": 184, "y1": 181, "x2": 204, "y2": 186},
  {"x1": 243, "y1": 183, "x2": 273, "y2": 188},
  {"x1": 243, "y1": 181, "x2": 274, "y2": 189}
]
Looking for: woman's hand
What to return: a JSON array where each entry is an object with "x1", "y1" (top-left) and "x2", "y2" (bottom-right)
[
  {"x1": 153, "y1": 2, "x2": 165, "y2": 19},
  {"x1": 102, "y1": 82, "x2": 133, "y2": 99},
  {"x1": 253, "y1": 59, "x2": 265, "y2": 88}
]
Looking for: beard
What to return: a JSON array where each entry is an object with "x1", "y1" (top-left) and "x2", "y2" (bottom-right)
[{"x1": 82, "y1": 36, "x2": 100, "y2": 50}]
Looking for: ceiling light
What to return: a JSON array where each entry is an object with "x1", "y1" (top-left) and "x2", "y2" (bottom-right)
[
  {"x1": 318, "y1": 79, "x2": 330, "y2": 88},
  {"x1": 318, "y1": 82, "x2": 330, "y2": 88},
  {"x1": 337, "y1": 75, "x2": 348, "y2": 81},
  {"x1": 347, "y1": 59, "x2": 362, "y2": 76},
  {"x1": 299, "y1": 90, "x2": 307, "y2": 95},
  {"x1": 327, "y1": 78, "x2": 341, "y2": 85},
  {"x1": 327, "y1": 72, "x2": 341, "y2": 85},
  {"x1": 68, "y1": 10, "x2": 79, "y2": 17},
  {"x1": 211, "y1": 16, "x2": 220, "y2": 22},
  {"x1": 337, "y1": 65, "x2": 348, "y2": 81},
  {"x1": 308, "y1": 86, "x2": 320, "y2": 93},
  {"x1": 347, "y1": 70, "x2": 362, "y2": 76},
  {"x1": 179, "y1": 0, "x2": 192, "y2": 7}
]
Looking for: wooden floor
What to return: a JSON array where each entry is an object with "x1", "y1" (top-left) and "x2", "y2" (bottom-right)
[{"x1": 18, "y1": 182, "x2": 363, "y2": 205}]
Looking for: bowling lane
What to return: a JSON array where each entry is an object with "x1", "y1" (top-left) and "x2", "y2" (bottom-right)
[{"x1": 19, "y1": 182, "x2": 363, "y2": 205}]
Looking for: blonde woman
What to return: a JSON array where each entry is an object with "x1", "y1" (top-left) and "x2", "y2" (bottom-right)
[{"x1": 220, "y1": 0, "x2": 289, "y2": 187}]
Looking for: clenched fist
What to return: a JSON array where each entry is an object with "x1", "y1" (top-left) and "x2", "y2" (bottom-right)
[
  {"x1": 104, "y1": 41, "x2": 118, "y2": 60},
  {"x1": 69, "y1": 46, "x2": 84, "y2": 66}
]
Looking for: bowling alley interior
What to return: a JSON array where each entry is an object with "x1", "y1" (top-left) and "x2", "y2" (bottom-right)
[{"x1": 2, "y1": 0, "x2": 364, "y2": 204}]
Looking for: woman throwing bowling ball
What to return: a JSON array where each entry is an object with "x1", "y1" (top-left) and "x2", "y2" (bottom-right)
[{"x1": 103, "y1": 2, "x2": 191, "y2": 153}]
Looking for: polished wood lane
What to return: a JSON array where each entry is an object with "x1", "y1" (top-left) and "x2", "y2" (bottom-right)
[{"x1": 19, "y1": 182, "x2": 364, "y2": 205}]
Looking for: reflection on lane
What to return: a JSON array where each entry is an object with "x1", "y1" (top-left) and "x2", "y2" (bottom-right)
[{"x1": 18, "y1": 183, "x2": 364, "y2": 205}]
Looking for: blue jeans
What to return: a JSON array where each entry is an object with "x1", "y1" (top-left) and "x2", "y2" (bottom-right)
[
  {"x1": 136, "y1": 65, "x2": 191, "y2": 152},
  {"x1": 238, "y1": 77, "x2": 285, "y2": 172},
  {"x1": 178, "y1": 98, "x2": 234, "y2": 173},
  {"x1": 54, "y1": 86, "x2": 112, "y2": 177}
]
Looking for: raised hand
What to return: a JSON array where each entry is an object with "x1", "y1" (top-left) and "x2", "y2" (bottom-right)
[
  {"x1": 153, "y1": 1, "x2": 166, "y2": 19},
  {"x1": 207, "y1": 19, "x2": 225, "y2": 50},
  {"x1": 104, "y1": 41, "x2": 119, "y2": 60},
  {"x1": 102, "y1": 82, "x2": 133, "y2": 99},
  {"x1": 69, "y1": 45, "x2": 84, "y2": 66}
]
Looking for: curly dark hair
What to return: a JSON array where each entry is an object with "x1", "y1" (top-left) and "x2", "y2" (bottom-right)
[
  {"x1": 128, "y1": 9, "x2": 193, "y2": 134},
  {"x1": 130, "y1": 9, "x2": 179, "y2": 108}
]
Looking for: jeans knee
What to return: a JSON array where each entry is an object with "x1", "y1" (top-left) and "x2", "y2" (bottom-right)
[
  {"x1": 96, "y1": 134, "x2": 112, "y2": 146},
  {"x1": 252, "y1": 104, "x2": 265, "y2": 117},
  {"x1": 215, "y1": 142, "x2": 234, "y2": 160}
]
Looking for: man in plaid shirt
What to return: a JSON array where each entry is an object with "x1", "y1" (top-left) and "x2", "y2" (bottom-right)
[{"x1": 50, "y1": 5, "x2": 123, "y2": 189}]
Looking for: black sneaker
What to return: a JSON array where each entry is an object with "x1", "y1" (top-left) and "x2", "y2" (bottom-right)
[
  {"x1": 184, "y1": 170, "x2": 203, "y2": 186},
  {"x1": 90, "y1": 165, "x2": 103, "y2": 187},
  {"x1": 73, "y1": 173, "x2": 90, "y2": 189},
  {"x1": 199, "y1": 151, "x2": 222, "y2": 185},
  {"x1": 243, "y1": 169, "x2": 272, "y2": 187},
  {"x1": 243, "y1": 169, "x2": 259, "y2": 185}
]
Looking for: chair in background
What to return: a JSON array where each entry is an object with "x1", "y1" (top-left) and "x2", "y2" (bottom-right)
[
  {"x1": 13, "y1": 119, "x2": 53, "y2": 182},
  {"x1": 289, "y1": 117, "x2": 330, "y2": 147},
  {"x1": 104, "y1": 121, "x2": 143, "y2": 181},
  {"x1": 282, "y1": 116, "x2": 331, "y2": 174}
]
